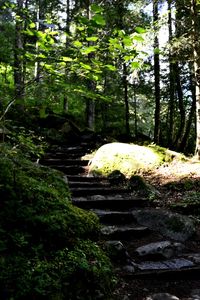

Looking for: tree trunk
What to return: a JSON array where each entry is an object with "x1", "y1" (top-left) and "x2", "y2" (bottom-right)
[
  {"x1": 123, "y1": 63, "x2": 130, "y2": 138},
  {"x1": 191, "y1": 0, "x2": 200, "y2": 158},
  {"x1": 63, "y1": 0, "x2": 70, "y2": 113},
  {"x1": 35, "y1": 0, "x2": 45, "y2": 82},
  {"x1": 85, "y1": 0, "x2": 95, "y2": 130},
  {"x1": 168, "y1": 0, "x2": 175, "y2": 147},
  {"x1": 14, "y1": 0, "x2": 25, "y2": 108},
  {"x1": 178, "y1": 64, "x2": 196, "y2": 152},
  {"x1": 153, "y1": 0, "x2": 161, "y2": 144}
]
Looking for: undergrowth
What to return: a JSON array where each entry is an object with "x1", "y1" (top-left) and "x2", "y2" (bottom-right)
[{"x1": 0, "y1": 144, "x2": 115, "y2": 299}]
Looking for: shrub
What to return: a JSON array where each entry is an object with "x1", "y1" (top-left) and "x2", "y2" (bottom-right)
[{"x1": 0, "y1": 145, "x2": 114, "y2": 299}]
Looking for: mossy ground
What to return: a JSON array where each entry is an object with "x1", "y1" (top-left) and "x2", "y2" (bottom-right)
[{"x1": 0, "y1": 144, "x2": 115, "y2": 300}]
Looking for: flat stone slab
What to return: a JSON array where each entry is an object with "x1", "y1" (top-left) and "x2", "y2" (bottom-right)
[
  {"x1": 72, "y1": 197, "x2": 148, "y2": 209},
  {"x1": 101, "y1": 224, "x2": 149, "y2": 239},
  {"x1": 92, "y1": 209, "x2": 135, "y2": 224},
  {"x1": 138, "y1": 258, "x2": 194, "y2": 271},
  {"x1": 40, "y1": 158, "x2": 89, "y2": 166},
  {"x1": 146, "y1": 293, "x2": 180, "y2": 300},
  {"x1": 135, "y1": 241, "x2": 184, "y2": 259},
  {"x1": 70, "y1": 187, "x2": 130, "y2": 196}
]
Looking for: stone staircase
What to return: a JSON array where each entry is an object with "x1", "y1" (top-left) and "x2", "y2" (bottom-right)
[{"x1": 40, "y1": 143, "x2": 200, "y2": 299}]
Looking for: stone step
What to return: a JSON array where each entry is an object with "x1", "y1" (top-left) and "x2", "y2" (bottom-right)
[
  {"x1": 70, "y1": 187, "x2": 130, "y2": 197},
  {"x1": 44, "y1": 151, "x2": 87, "y2": 159},
  {"x1": 40, "y1": 158, "x2": 89, "y2": 166},
  {"x1": 66, "y1": 175, "x2": 107, "y2": 182},
  {"x1": 72, "y1": 197, "x2": 148, "y2": 210},
  {"x1": 49, "y1": 165, "x2": 86, "y2": 175},
  {"x1": 91, "y1": 209, "x2": 135, "y2": 224},
  {"x1": 101, "y1": 224, "x2": 149, "y2": 240},
  {"x1": 69, "y1": 181, "x2": 111, "y2": 188},
  {"x1": 124, "y1": 264, "x2": 200, "y2": 280}
]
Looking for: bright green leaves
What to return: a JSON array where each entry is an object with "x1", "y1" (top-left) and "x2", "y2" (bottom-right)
[
  {"x1": 92, "y1": 14, "x2": 106, "y2": 26},
  {"x1": 135, "y1": 26, "x2": 146, "y2": 34},
  {"x1": 86, "y1": 36, "x2": 98, "y2": 42},
  {"x1": 91, "y1": 4, "x2": 104, "y2": 14}
]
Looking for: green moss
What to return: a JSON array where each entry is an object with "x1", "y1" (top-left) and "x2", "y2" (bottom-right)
[{"x1": 0, "y1": 145, "x2": 114, "y2": 299}]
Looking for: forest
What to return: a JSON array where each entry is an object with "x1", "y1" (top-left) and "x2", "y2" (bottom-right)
[
  {"x1": 1, "y1": 0, "x2": 200, "y2": 299},
  {"x1": 0, "y1": 0, "x2": 200, "y2": 156}
]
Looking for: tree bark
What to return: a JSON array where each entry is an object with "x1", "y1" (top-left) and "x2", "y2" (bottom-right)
[
  {"x1": 168, "y1": 0, "x2": 175, "y2": 147},
  {"x1": 14, "y1": 0, "x2": 25, "y2": 108},
  {"x1": 153, "y1": 0, "x2": 161, "y2": 144},
  {"x1": 123, "y1": 62, "x2": 130, "y2": 138},
  {"x1": 191, "y1": 0, "x2": 200, "y2": 158},
  {"x1": 85, "y1": 0, "x2": 95, "y2": 130}
]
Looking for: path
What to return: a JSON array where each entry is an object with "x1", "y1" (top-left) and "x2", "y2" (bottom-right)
[{"x1": 40, "y1": 142, "x2": 200, "y2": 300}]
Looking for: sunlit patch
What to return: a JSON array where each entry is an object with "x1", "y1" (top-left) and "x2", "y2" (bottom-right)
[{"x1": 89, "y1": 142, "x2": 162, "y2": 177}]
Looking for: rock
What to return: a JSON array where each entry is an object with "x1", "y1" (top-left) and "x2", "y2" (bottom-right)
[
  {"x1": 132, "y1": 208, "x2": 196, "y2": 241},
  {"x1": 138, "y1": 258, "x2": 194, "y2": 271},
  {"x1": 146, "y1": 293, "x2": 180, "y2": 300},
  {"x1": 128, "y1": 175, "x2": 160, "y2": 198},
  {"x1": 104, "y1": 240, "x2": 136, "y2": 267},
  {"x1": 88, "y1": 142, "x2": 162, "y2": 176},
  {"x1": 135, "y1": 241, "x2": 184, "y2": 259},
  {"x1": 190, "y1": 289, "x2": 200, "y2": 299},
  {"x1": 122, "y1": 264, "x2": 136, "y2": 273}
]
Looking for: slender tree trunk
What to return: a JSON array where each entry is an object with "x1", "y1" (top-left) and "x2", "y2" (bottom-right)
[
  {"x1": 168, "y1": 0, "x2": 175, "y2": 147},
  {"x1": 123, "y1": 63, "x2": 130, "y2": 138},
  {"x1": 153, "y1": 0, "x2": 161, "y2": 144},
  {"x1": 35, "y1": 0, "x2": 44, "y2": 82},
  {"x1": 133, "y1": 80, "x2": 138, "y2": 138},
  {"x1": 173, "y1": 62, "x2": 186, "y2": 148},
  {"x1": 85, "y1": 0, "x2": 95, "y2": 130},
  {"x1": 14, "y1": 0, "x2": 25, "y2": 109},
  {"x1": 191, "y1": 0, "x2": 200, "y2": 158},
  {"x1": 63, "y1": 0, "x2": 70, "y2": 113},
  {"x1": 178, "y1": 64, "x2": 196, "y2": 151}
]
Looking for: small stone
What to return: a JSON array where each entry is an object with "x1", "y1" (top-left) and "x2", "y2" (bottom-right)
[
  {"x1": 146, "y1": 293, "x2": 180, "y2": 300},
  {"x1": 123, "y1": 264, "x2": 135, "y2": 273}
]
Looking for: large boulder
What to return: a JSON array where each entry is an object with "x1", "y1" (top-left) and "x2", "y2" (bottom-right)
[
  {"x1": 89, "y1": 142, "x2": 162, "y2": 177},
  {"x1": 132, "y1": 208, "x2": 196, "y2": 242}
]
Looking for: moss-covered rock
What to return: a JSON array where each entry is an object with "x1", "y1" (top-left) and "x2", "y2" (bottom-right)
[
  {"x1": 0, "y1": 145, "x2": 114, "y2": 299},
  {"x1": 88, "y1": 142, "x2": 163, "y2": 177}
]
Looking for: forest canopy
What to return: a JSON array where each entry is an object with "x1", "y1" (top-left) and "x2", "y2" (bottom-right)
[{"x1": 0, "y1": 0, "x2": 200, "y2": 157}]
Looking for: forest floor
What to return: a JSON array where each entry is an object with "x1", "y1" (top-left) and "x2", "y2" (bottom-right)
[{"x1": 113, "y1": 158, "x2": 200, "y2": 300}]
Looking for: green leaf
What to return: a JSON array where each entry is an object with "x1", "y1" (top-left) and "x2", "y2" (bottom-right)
[
  {"x1": 105, "y1": 64, "x2": 116, "y2": 71},
  {"x1": 123, "y1": 36, "x2": 133, "y2": 47},
  {"x1": 154, "y1": 47, "x2": 161, "y2": 54},
  {"x1": 135, "y1": 27, "x2": 146, "y2": 34},
  {"x1": 29, "y1": 22, "x2": 36, "y2": 29},
  {"x1": 73, "y1": 41, "x2": 83, "y2": 48},
  {"x1": 80, "y1": 63, "x2": 92, "y2": 70},
  {"x1": 91, "y1": 4, "x2": 104, "y2": 13},
  {"x1": 131, "y1": 62, "x2": 140, "y2": 69},
  {"x1": 81, "y1": 46, "x2": 97, "y2": 55},
  {"x1": 86, "y1": 36, "x2": 98, "y2": 42},
  {"x1": 124, "y1": 55, "x2": 135, "y2": 61},
  {"x1": 92, "y1": 15, "x2": 106, "y2": 26},
  {"x1": 63, "y1": 57, "x2": 73, "y2": 62},
  {"x1": 132, "y1": 35, "x2": 144, "y2": 42}
]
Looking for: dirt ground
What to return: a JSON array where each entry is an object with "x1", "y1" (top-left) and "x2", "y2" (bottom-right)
[{"x1": 113, "y1": 158, "x2": 200, "y2": 300}]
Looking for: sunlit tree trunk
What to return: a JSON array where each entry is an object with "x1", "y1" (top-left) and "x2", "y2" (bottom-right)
[
  {"x1": 63, "y1": 0, "x2": 71, "y2": 113},
  {"x1": 153, "y1": 0, "x2": 161, "y2": 144},
  {"x1": 85, "y1": 0, "x2": 95, "y2": 130},
  {"x1": 14, "y1": 0, "x2": 25, "y2": 109},
  {"x1": 168, "y1": 0, "x2": 175, "y2": 147},
  {"x1": 191, "y1": 0, "x2": 200, "y2": 158}
]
